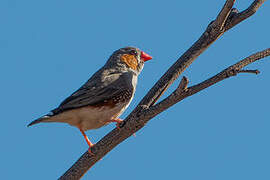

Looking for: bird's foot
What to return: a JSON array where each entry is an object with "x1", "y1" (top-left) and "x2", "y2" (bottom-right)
[
  {"x1": 88, "y1": 145, "x2": 95, "y2": 155},
  {"x1": 86, "y1": 139, "x2": 95, "y2": 155},
  {"x1": 108, "y1": 119, "x2": 136, "y2": 137},
  {"x1": 108, "y1": 118, "x2": 123, "y2": 130}
]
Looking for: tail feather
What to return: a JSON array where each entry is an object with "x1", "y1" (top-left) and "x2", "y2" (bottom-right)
[{"x1": 27, "y1": 115, "x2": 51, "y2": 127}]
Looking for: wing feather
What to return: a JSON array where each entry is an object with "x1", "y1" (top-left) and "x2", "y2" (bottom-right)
[{"x1": 51, "y1": 72, "x2": 135, "y2": 115}]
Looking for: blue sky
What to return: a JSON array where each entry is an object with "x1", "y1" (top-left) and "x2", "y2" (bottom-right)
[{"x1": 1, "y1": 0, "x2": 270, "y2": 179}]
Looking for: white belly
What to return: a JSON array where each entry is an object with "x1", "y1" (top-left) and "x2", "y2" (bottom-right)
[{"x1": 48, "y1": 103, "x2": 128, "y2": 131}]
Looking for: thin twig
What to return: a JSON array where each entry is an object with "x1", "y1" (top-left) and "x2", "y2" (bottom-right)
[{"x1": 238, "y1": 69, "x2": 260, "y2": 74}]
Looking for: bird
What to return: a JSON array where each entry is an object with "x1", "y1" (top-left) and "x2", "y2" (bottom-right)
[{"x1": 27, "y1": 47, "x2": 152, "y2": 154}]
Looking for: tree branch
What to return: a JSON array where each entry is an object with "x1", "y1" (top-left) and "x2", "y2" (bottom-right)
[
  {"x1": 59, "y1": 1, "x2": 267, "y2": 179},
  {"x1": 215, "y1": 0, "x2": 235, "y2": 30},
  {"x1": 225, "y1": 0, "x2": 266, "y2": 31},
  {"x1": 144, "y1": 48, "x2": 270, "y2": 118}
]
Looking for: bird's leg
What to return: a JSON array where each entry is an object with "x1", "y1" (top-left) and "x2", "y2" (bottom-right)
[
  {"x1": 78, "y1": 128, "x2": 95, "y2": 155},
  {"x1": 107, "y1": 118, "x2": 123, "y2": 130}
]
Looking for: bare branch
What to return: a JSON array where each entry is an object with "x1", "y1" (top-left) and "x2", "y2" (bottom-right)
[
  {"x1": 238, "y1": 69, "x2": 260, "y2": 74},
  {"x1": 144, "y1": 48, "x2": 270, "y2": 118},
  {"x1": 59, "y1": 1, "x2": 267, "y2": 179},
  {"x1": 225, "y1": 0, "x2": 266, "y2": 31},
  {"x1": 215, "y1": 0, "x2": 235, "y2": 30}
]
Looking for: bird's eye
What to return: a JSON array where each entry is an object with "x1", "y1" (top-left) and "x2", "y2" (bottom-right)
[{"x1": 130, "y1": 50, "x2": 137, "y2": 56}]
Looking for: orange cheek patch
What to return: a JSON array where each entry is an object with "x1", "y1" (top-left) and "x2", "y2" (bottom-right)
[{"x1": 120, "y1": 54, "x2": 138, "y2": 70}]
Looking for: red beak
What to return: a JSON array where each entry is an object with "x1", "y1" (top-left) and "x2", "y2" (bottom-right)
[{"x1": 140, "y1": 51, "x2": 152, "y2": 62}]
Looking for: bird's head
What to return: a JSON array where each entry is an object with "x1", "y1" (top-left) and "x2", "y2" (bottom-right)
[{"x1": 106, "y1": 47, "x2": 152, "y2": 75}]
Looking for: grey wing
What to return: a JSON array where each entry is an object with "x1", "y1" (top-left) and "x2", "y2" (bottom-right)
[{"x1": 51, "y1": 72, "x2": 136, "y2": 115}]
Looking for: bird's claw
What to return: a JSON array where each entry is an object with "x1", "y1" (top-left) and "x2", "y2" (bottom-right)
[{"x1": 87, "y1": 145, "x2": 95, "y2": 155}]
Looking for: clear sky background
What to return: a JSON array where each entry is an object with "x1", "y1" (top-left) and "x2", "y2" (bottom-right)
[{"x1": 1, "y1": 0, "x2": 270, "y2": 179}]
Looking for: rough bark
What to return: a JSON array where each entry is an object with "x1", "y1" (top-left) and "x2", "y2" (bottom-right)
[{"x1": 59, "y1": 1, "x2": 268, "y2": 179}]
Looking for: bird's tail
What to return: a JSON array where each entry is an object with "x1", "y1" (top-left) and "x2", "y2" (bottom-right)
[{"x1": 27, "y1": 115, "x2": 52, "y2": 127}]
